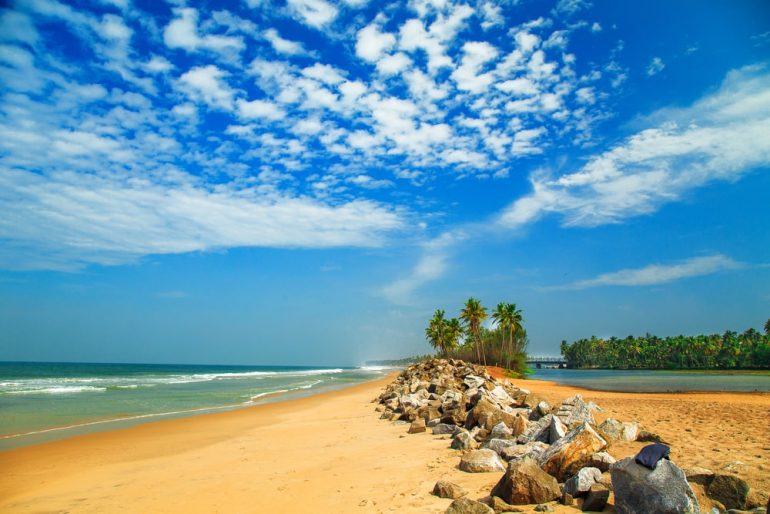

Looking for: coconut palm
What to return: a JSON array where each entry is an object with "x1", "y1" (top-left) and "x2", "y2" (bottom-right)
[
  {"x1": 460, "y1": 297, "x2": 488, "y2": 365},
  {"x1": 491, "y1": 302, "x2": 524, "y2": 369},
  {"x1": 425, "y1": 309, "x2": 448, "y2": 355},
  {"x1": 445, "y1": 318, "x2": 463, "y2": 353}
]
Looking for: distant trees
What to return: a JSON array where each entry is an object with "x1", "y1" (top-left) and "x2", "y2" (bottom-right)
[
  {"x1": 426, "y1": 298, "x2": 529, "y2": 374},
  {"x1": 560, "y1": 326, "x2": 770, "y2": 370},
  {"x1": 765, "y1": 317, "x2": 770, "y2": 336}
]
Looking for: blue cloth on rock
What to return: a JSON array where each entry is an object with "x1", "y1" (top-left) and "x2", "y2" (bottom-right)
[{"x1": 635, "y1": 443, "x2": 670, "y2": 469}]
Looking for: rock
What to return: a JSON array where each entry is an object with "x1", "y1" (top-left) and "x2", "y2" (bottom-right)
[
  {"x1": 707, "y1": 474, "x2": 750, "y2": 510},
  {"x1": 408, "y1": 417, "x2": 426, "y2": 434},
  {"x1": 597, "y1": 471, "x2": 613, "y2": 491},
  {"x1": 563, "y1": 467, "x2": 602, "y2": 497},
  {"x1": 582, "y1": 484, "x2": 610, "y2": 512},
  {"x1": 510, "y1": 413, "x2": 529, "y2": 436},
  {"x1": 588, "y1": 452, "x2": 616, "y2": 472},
  {"x1": 490, "y1": 385, "x2": 516, "y2": 405},
  {"x1": 536, "y1": 400, "x2": 551, "y2": 416},
  {"x1": 490, "y1": 421, "x2": 513, "y2": 439},
  {"x1": 637, "y1": 429, "x2": 668, "y2": 444},
  {"x1": 522, "y1": 414, "x2": 554, "y2": 443},
  {"x1": 611, "y1": 457, "x2": 700, "y2": 514},
  {"x1": 549, "y1": 415, "x2": 567, "y2": 443},
  {"x1": 537, "y1": 423, "x2": 607, "y2": 482},
  {"x1": 467, "y1": 397, "x2": 519, "y2": 431},
  {"x1": 452, "y1": 429, "x2": 480, "y2": 450},
  {"x1": 500, "y1": 441, "x2": 547, "y2": 462},
  {"x1": 459, "y1": 449, "x2": 506, "y2": 473},
  {"x1": 464, "y1": 375, "x2": 486, "y2": 389},
  {"x1": 491, "y1": 457, "x2": 561, "y2": 505},
  {"x1": 554, "y1": 394, "x2": 596, "y2": 427},
  {"x1": 433, "y1": 480, "x2": 467, "y2": 499},
  {"x1": 534, "y1": 504, "x2": 554, "y2": 512},
  {"x1": 487, "y1": 438, "x2": 517, "y2": 455},
  {"x1": 561, "y1": 492, "x2": 575, "y2": 506},
  {"x1": 487, "y1": 496, "x2": 525, "y2": 513},
  {"x1": 446, "y1": 497, "x2": 495, "y2": 514},
  {"x1": 598, "y1": 418, "x2": 639, "y2": 442},
  {"x1": 433, "y1": 423, "x2": 461, "y2": 435},
  {"x1": 684, "y1": 467, "x2": 715, "y2": 487}
]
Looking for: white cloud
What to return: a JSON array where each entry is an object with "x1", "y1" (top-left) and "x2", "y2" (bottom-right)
[
  {"x1": 163, "y1": 8, "x2": 243, "y2": 53},
  {"x1": 286, "y1": 0, "x2": 338, "y2": 28},
  {"x1": 451, "y1": 41, "x2": 499, "y2": 93},
  {"x1": 0, "y1": 167, "x2": 404, "y2": 271},
  {"x1": 236, "y1": 98, "x2": 285, "y2": 120},
  {"x1": 553, "y1": 0, "x2": 592, "y2": 17},
  {"x1": 498, "y1": 65, "x2": 770, "y2": 229},
  {"x1": 558, "y1": 255, "x2": 742, "y2": 289},
  {"x1": 264, "y1": 28, "x2": 307, "y2": 55},
  {"x1": 646, "y1": 56, "x2": 665, "y2": 76},
  {"x1": 376, "y1": 52, "x2": 412, "y2": 75},
  {"x1": 356, "y1": 22, "x2": 396, "y2": 62},
  {"x1": 178, "y1": 65, "x2": 235, "y2": 110},
  {"x1": 302, "y1": 63, "x2": 345, "y2": 84},
  {"x1": 591, "y1": 22, "x2": 602, "y2": 33}
]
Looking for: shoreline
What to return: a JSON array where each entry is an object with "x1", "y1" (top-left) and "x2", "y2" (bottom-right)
[{"x1": 2, "y1": 370, "x2": 768, "y2": 513}]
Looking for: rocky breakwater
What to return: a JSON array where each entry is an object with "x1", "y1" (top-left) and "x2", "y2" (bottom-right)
[{"x1": 374, "y1": 358, "x2": 766, "y2": 514}]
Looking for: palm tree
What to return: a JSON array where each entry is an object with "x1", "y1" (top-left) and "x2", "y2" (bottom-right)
[
  {"x1": 764, "y1": 318, "x2": 770, "y2": 336},
  {"x1": 425, "y1": 309, "x2": 448, "y2": 355},
  {"x1": 460, "y1": 297, "x2": 488, "y2": 365},
  {"x1": 492, "y1": 302, "x2": 522, "y2": 369},
  {"x1": 445, "y1": 318, "x2": 463, "y2": 354}
]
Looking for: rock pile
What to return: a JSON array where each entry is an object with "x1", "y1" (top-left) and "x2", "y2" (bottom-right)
[{"x1": 375, "y1": 358, "x2": 758, "y2": 513}]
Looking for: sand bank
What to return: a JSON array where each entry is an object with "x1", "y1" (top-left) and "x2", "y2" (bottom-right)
[{"x1": 1, "y1": 371, "x2": 768, "y2": 513}]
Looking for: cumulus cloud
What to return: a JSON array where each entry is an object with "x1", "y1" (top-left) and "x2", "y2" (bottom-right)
[
  {"x1": 163, "y1": 8, "x2": 243, "y2": 53},
  {"x1": 264, "y1": 28, "x2": 308, "y2": 55},
  {"x1": 646, "y1": 56, "x2": 665, "y2": 76},
  {"x1": 178, "y1": 65, "x2": 235, "y2": 110},
  {"x1": 286, "y1": 0, "x2": 338, "y2": 28},
  {"x1": 555, "y1": 255, "x2": 743, "y2": 289},
  {"x1": 498, "y1": 65, "x2": 770, "y2": 229}
]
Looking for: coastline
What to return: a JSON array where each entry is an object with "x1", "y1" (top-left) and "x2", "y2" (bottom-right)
[{"x1": 2, "y1": 371, "x2": 768, "y2": 513}]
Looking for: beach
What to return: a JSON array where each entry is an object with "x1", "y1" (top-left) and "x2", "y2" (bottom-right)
[{"x1": 1, "y1": 371, "x2": 768, "y2": 513}]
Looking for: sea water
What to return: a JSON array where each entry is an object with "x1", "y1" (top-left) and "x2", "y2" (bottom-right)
[{"x1": 0, "y1": 361, "x2": 392, "y2": 450}]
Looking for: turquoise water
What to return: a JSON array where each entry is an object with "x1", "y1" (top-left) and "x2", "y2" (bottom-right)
[
  {"x1": 530, "y1": 368, "x2": 770, "y2": 392},
  {"x1": 0, "y1": 362, "x2": 391, "y2": 450}
]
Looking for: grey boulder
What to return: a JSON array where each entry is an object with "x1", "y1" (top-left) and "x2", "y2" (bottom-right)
[
  {"x1": 611, "y1": 457, "x2": 700, "y2": 514},
  {"x1": 459, "y1": 448, "x2": 506, "y2": 473},
  {"x1": 563, "y1": 467, "x2": 602, "y2": 497}
]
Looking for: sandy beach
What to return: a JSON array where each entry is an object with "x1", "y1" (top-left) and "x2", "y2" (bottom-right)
[{"x1": 1, "y1": 371, "x2": 768, "y2": 513}]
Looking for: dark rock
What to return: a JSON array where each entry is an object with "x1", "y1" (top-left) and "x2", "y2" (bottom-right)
[
  {"x1": 563, "y1": 467, "x2": 602, "y2": 497},
  {"x1": 637, "y1": 429, "x2": 668, "y2": 444},
  {"x1": 445, "y1": 497, "x2": 495, "y2": 514},
  {"x1": 684, "y1": 467, "x2": 715, "y2": 487},
  {"x1": 537, "y1": 423, "x2": 607, "y2": 482},
  {"x1": 582, "y1": 484, "x2": 609, "y2": 512},
  {"x1": 433, "y1": 423, "x2": 461, "y2": 435},
  {"x1": 491, "y1": 457, "x2": 561, "y2": 505},
  {"x1": 459, "y1": 449, "x2": 505, "y2": 473},
  {"x1": 707, "y1": 474, "x2": 750, "y2": 510},
  {"x1": 433, "y1": 480, "x2": 467, "y2": 499},
  {"x1": 561, "y1": 492, "x2": 575, "y2": 506},
  {"x1": 611, "y1": 457, "x2": 700, "y2": 514}
]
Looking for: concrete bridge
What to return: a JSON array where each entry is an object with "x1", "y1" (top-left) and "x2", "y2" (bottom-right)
[{"x1": 525, "y1": 355, "x2": 567, "y2": 368}]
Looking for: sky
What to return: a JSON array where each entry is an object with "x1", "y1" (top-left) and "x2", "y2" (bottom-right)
[{"x1": 1, "y1": 0, "x2": 769, "y2": 366}]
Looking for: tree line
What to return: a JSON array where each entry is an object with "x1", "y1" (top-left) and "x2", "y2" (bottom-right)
[
  {"x1": 425, "y1": 297, "x2": 529, "y2": 373},
  {"x1": 560, "y1": 320, "x2": 770, "y2": 370}
]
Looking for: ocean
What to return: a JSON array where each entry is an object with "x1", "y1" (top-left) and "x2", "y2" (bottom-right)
[{"x1": 0, "y1": 361, "x2": 392, "y2": 450}]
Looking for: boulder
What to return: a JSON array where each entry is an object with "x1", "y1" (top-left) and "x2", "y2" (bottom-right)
[
  {"x1": 598, "y1": 418, "x2": 638, "y2": 442},
  {"x1": 408, "y1": 417, "x2": 426, "y2": 434},
  {"x1": 510, "y1": 413, "x2": 529, "y2": 436},
  {"x1": 500, "y1": 441, "x2": 548, "y2": 462},
  {"x1": 452, "y1": 429, "x2": 480, "y2": 450},
  {"x1": 588, "y1": 452, "x2": 616, "y2": 472},
  {"x1": 487, "y1": 438, "x2": 517, "y2": 455},
  {"x1": 490, "y1": 421, "x2": 513, "y2": 439},
  {"x1": 706, "y1": 474, "x2": 750, "y2": 510},
  {"x1": 523, "y1": 414, "x2": 554, "y2": 443},
  {"x1": 684, "y1": 467, "x2": 715, "y2": 487},
  {"x1": 467, "y1": 397, "x2": 519, "y2": 431},
  {"x1": 637, "y1": 429, "x2": 668, "y2": 444},
  {"x1": 611, "y1": 457, "x2": 700, "y2": 514},
  {"x1": 554, "y1": 394, "x2": 596, "y2": 427},
  {"x1": 581, "y1": 484, "x2": 610, "y2": 512},
  {"x1": 433, "y1": 480, "x2": 467, "y2": 499},
  {"x1": 563, "y1": 467, "x2": 602, "y2": 497},
  {"x1": 464, "y1": 375, "x2": 486, "y2": 389},
  {"x1": 487, "y1": 496, "x2": 525, "y2": 512},
  {"x1": 536, "y1": 400, "x2": 552, "y2": 417},
  {"x1": 537, "y1": 423, "x2": 607, "y2": 481},
  {"x1": 490, "y1": 385, "x2": 516, "y2": 406},
  {"x1": 491, "y1": 457, "x2": 561, "y2": 505},
  {"x1": 459, "y1": 449, "x2": 506, "y2": 473},
  {"x1": 446, "y1": 498, "x2": 495, "y2": 514},
  {"x1": 533, "y1": 504, "x2": 553, "y2": 512},
  {"x1": 433, "y1": 423, "x2": 461, "y2": 435},
  {"x1": 549, "y1": 415, "x2": 567, "y2": 443}
]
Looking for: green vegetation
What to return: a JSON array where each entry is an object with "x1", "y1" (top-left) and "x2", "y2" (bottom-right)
[
  {"x1": 560, "y1": 322, "x2": 770, "y2": 370},
  {"x1": 425, "y1": 298, "x2": 529, "y2": 375}
]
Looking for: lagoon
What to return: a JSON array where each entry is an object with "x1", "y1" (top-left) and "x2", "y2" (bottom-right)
[{"x1": 530, "y1": 368, "x2": 770, "y2": 392}]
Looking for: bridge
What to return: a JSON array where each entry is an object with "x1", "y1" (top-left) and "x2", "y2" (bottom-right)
[{"x1": 525, "y1": 355, "x2": 567, "y2": 368}]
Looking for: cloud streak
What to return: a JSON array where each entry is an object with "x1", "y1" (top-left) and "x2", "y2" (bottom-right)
[{"x1": 553, "y1": 255, "x2": 743, "y2": 290}]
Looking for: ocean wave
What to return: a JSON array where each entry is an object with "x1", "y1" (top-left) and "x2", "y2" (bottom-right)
[
  {"x1": 0, "y1": 368, "x2": 345, "y2": 394},
  {"x1": 248, "y1": 379, "x2": 324, "y2": 401},
  {"x1": 357, "y1": 365, "x2": 393, "y2": 371}
]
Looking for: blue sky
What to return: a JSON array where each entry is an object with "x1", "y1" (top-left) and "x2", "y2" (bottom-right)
[{"x1": 1, "y1": 0, "x2": 769, "y2": 366}]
